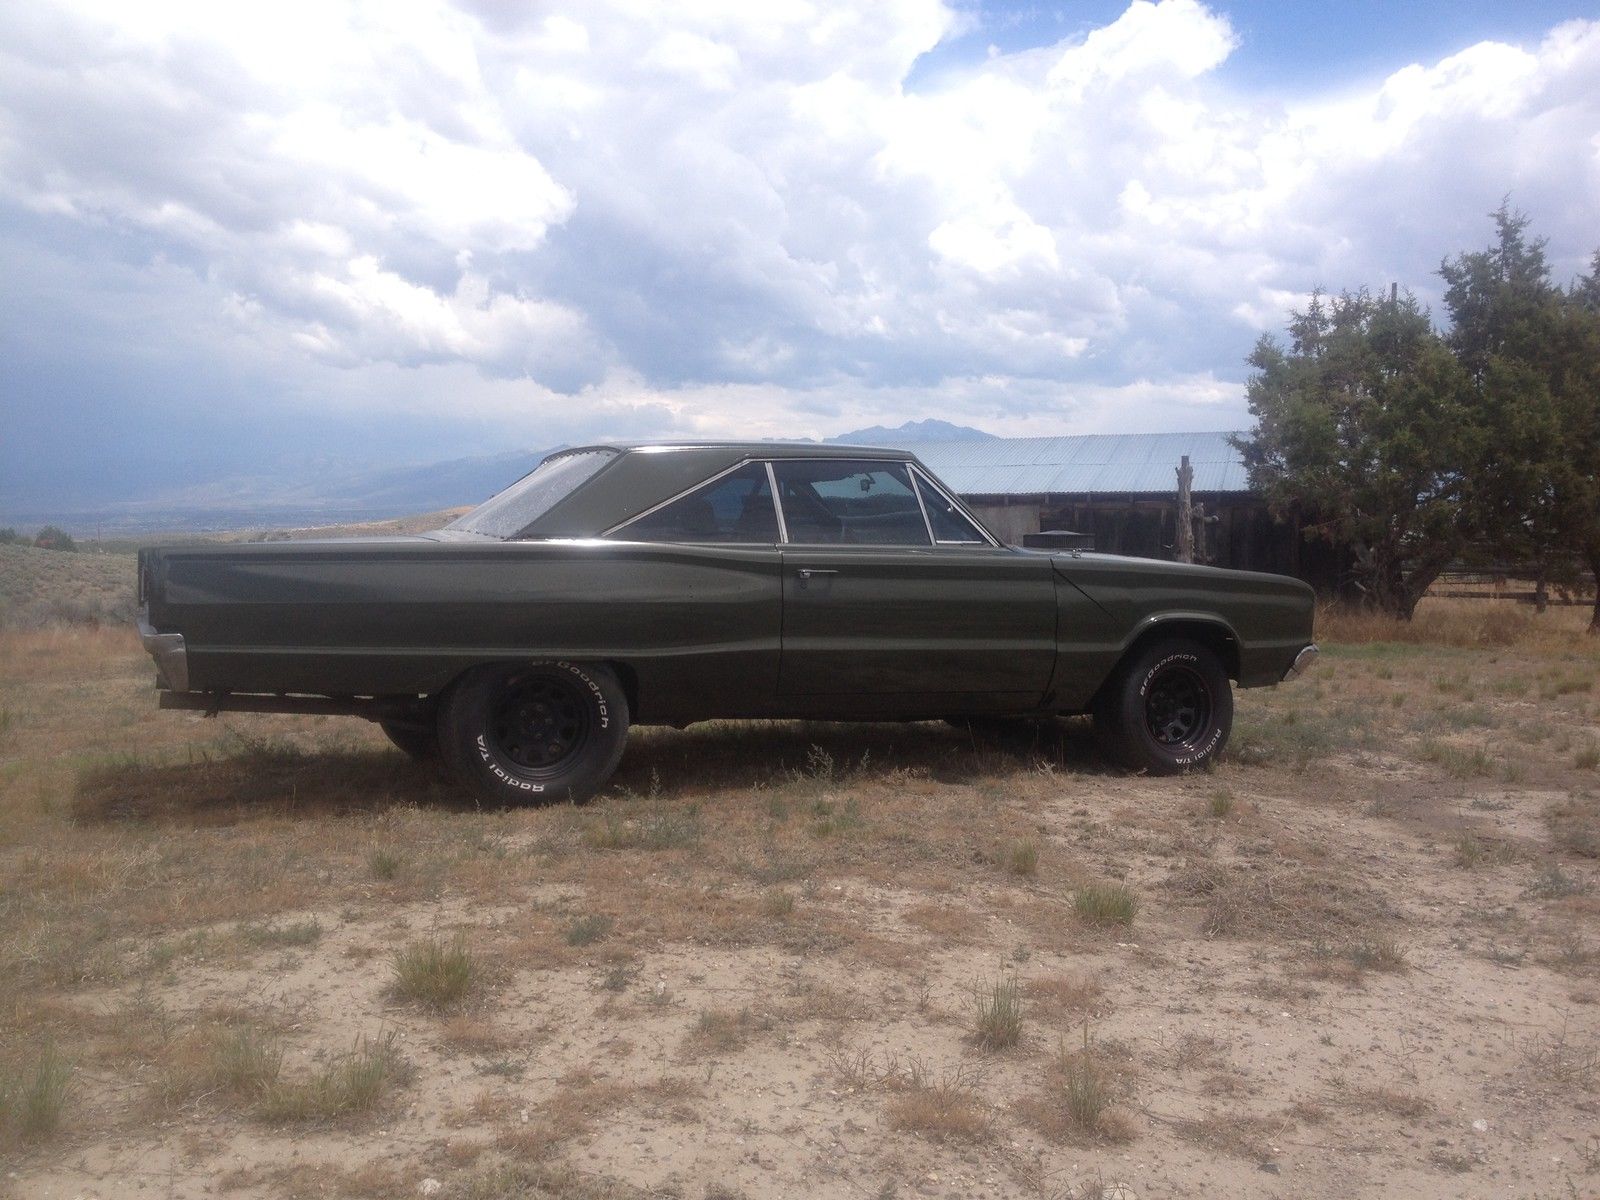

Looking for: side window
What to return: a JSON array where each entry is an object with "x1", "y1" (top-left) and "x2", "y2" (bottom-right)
[
  {"x1": 619, "y1": 462, "x2": 778, "y2": 543},
  {"x1": 914, "y1": 470, "x2": 989, "y2": 544},
  {"x1": 771, "y1": 461, "x2": 931, "y2": 546}
]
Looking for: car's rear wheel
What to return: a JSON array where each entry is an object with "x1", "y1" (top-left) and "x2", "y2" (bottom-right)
[
  {"x1": 1094, "y1": 638, "x2": 1232, "y2": 774},
  {"x1": 379, "y1": 717, "x2": 439, "y2": 762},
  {"x1": 439, "y1": 661, "x2": 629, "y2": 806}
]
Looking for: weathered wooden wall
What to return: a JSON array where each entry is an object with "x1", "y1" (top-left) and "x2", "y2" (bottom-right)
[{"x1": 966, "y1": 493, "x2": 1317, "y2": 583}]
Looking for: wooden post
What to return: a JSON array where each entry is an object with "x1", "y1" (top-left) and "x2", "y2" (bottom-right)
[{"x1": 1176, "y1": 455, "x2": 1194, "y2": 564}]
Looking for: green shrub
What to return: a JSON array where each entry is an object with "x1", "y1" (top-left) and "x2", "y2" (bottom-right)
[
  {"x1": 1007, "y1": 839, "x2": 1039, "y2": 876},
  {"x1": 973, "y1": 977, "x2": 1024, "y2": 1050},
  {"x1": 391, "y1": 937, "x2": 477, "y2": 1010},
  {"x1": 563, "y1": 914, "x2": 614, "y2": 947},
  {"x1": 1, "y1": 1043, "x2": 71, "y2": 1139},
  {"x1": 257, "y1": 1032, "x2": 408, "y2": 1123},
  {"x1": 1074, "y1": 882, "x2": 1138, "y2": 928},
  {"x1": 31, "y1": 526, "x2": 76, "y2": 552}
]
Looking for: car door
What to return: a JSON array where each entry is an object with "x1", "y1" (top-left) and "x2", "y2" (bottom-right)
[
  {"x1": 773, "y1": 458, "x2": 1056, "y2": 699},
  {"x1": 604, "y1": 460, "x2": 784, "y2": 715}
]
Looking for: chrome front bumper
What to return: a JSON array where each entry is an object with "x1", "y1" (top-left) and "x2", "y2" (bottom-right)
[
  {"x1": 1283, "y1": 643, "x2": 1319, "y2": 681},
  {"x1": 136, "y1": 611, "x2": 188, "y2": 692}
]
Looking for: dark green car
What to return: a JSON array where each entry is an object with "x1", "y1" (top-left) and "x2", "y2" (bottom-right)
[{"x1": 137, "y1": 442, "x2": 1316, "y2": 803}]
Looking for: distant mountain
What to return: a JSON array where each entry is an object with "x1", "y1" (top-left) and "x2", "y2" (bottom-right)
[
  {"x1": 828, "y1": 418, "x2": 997, "y2": 445},
  {"x1": 8, "y1": 424, "x2": 1008, "y2": 535},
  {"x1": 4, "y1": 448, "x2": 561, "y2": 536},
  {"x1": 298, "y1": 448, "x2": 559, "y2": 513}
]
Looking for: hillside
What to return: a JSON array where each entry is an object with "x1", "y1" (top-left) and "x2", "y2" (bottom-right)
[{"x1": 0, "y1": 543, "x2": 135, "y2": 629}]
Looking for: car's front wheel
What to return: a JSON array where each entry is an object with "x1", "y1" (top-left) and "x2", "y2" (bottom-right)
[
  {"x1": 439, "y1": 661, "x2": 630, "y2": 806},
  {"x1": 1094, "y1": 638, "x2": 1232, "y2": 774}
]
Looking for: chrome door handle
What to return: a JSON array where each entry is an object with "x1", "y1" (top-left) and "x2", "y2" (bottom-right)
[{"x1": 796, "y1": 568, "x2": 838, "y2": 579}]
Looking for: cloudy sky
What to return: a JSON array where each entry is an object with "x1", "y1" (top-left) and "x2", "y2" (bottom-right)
[{"x1": 2, "y1": 0, "x2": 1598, "y2": 510}]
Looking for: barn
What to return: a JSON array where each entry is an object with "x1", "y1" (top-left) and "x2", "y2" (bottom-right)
[{"x1": 913, "y1": 431, "x2": 1311, "y2": 578}]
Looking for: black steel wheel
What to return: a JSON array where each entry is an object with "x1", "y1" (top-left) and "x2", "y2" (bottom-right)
[
  {"x1": 1093, "y1": 638, "x2": 1232, "y2": 774},
  {"x1": 439, "y1": 662, "x2": 629, "y2": 806},
  {"x1": 488, "y1": 675, "x2": 593, "y2": 774},
  {"x1": 1142, "y1": 663, "x2": 1213, "y2": 752}
]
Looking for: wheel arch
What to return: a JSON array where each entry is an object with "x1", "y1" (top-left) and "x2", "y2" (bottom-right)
[
  {"x1": 1113, "y1": 614, "x2": 1242, "y2": 684},
  {"x1": 603, "y1": 660, "x2": 641, "y2": 722},
  {"x1": 431, "y1": 657, "x2": 638, "y2": 718}
]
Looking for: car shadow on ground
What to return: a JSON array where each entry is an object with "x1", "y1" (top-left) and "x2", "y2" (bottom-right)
[
  {"x1": 72, "y1": 717, "x2": 1108, "y2": 826},
  {"x1": 71, "y1": 744, "x2": 474, "y2": 826},
  {"x1": 612, "y1": 716, "x2": 1107, "y2": 796}
]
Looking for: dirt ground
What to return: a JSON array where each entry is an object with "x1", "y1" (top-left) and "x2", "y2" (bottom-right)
[{"x1": 1, "y1": 602, "x2": 1598, "y2": 1200}]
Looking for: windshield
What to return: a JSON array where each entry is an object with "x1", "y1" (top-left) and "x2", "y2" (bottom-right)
[{"x1": 446, "y1": 449, "x2": 617, "y2": 539}]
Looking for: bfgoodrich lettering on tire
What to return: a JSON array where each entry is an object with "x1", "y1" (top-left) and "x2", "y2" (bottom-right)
[
  {"x1": 439, "y1": 661, "x2": 630, "y2": 806},
  {"x1": 1093, "y1": 638, "x2": 1232, "y2": 775}
]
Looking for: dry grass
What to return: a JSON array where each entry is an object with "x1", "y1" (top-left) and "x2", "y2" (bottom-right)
[
  {"x1": 391, "y1": 937, "x2": 479, "y2": 1011},
  {"x1": 4, "y1": 599, "x2": 1600, "y2": 1193},
  {"x1": 1073, "y1": 881, "x2": 1139, "y2": 928},
  {"x1": 1007, "y1": 837, "x2": 1039, "y2": 876},
  {"x1": 1342, "y1": 1086, "x2": 1431, "y2": 1119},
  {"x1": 1018, "y1": 1038, "x2": 1134, "y2": 1145},
  {"x1": 681, "y1": 1008, "x2": 769, "y2": 1057},
  {"x1": 1174, "y1": 1109, "x2": 1291, "y2": 1161},
  {"x1": 883, "y1": 1063, "x2": 992, "y2": 1144},
  {"x1": 1024, "y1": 973, "x2": 1107, "y2": 1020},
  {"x1": 257, "y1": 1031, "x2": 410, "y2": 1124},
  {"x1": 0, "y1": 1043, "x2": 71, "y2": 1142},
  {"x1": 0, "y1": 543, "x2": 135, "y2": 629},
  {"x1": 155, "y1": 1023, "x2": 284, "y2": 1108},
  {"x1": 1548, "y1": 793, "x2": 1600, "y2": 859},
  {"x1": 1168, "y1": 852, "x2": 1390, "y2": 945},
  {"x1": 563, "y1": 914, "x2": 615, "y2": 947},
  {"x1": 1453, "y1": 828, "x2": 1518, "y2": 868},
  {"x1": 971, "y1": 976, "x2": 1024, "y2": 1050},
  {"x1": 1316, "y1": 597, "x2": 1534, "y2": 648},
  {"x1": 1306, "y1": 935, "x2": 1410, "y2": 982}
]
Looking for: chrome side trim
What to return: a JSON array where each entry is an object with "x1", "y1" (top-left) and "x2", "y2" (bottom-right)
[
  {"x1": 909, "y1": 465, "x2": 1000, "y2": 547},
  {"x1": 136, "y1": 611, "x2": 189, "y2": 692},
  {"x1": 1283, "y1": 643, "x2": 1319, "y2": 681}
]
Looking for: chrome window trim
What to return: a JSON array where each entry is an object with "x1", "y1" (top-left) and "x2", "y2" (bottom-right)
[
  {"x1": 599, "y1": 452, "x2": 991, "y2": 550},
  {"x1": 601, "y1": 458, "x2": 780, "y2": 544},
  {"x1": 907, "y1": 467, "x2": 937, "y2": 545},
  {"x1": 764, "y1": 460, "x2": 790, "y2": 544},
  {"x1": 769, "y1": 458, "x2": 932, "y2": 548},
  {"x1": 909, "y1": 465, "x2": 999, "y2": 547}
]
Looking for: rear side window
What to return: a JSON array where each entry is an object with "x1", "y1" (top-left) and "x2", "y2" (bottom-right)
[
  {"x1": 619, "y1": 462, "x2": 779, "y2": 543},
  {"x1": 914, "y1": 469, "x2": 989, "y2": 544},
  {"x1": 772, "y1": 461, "x2": 931, "y2": 545},
  {"x1": 447, "y1": 449, "x2": 617, "y2": 539}
]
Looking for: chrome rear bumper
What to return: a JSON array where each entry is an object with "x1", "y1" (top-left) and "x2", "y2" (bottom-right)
[
  {"x1": 1282, "y1": 643, "x2": 1319, "y2": 681},
  {"x1": 136, "y1": 611, "x2": 188, "y2": 692}
]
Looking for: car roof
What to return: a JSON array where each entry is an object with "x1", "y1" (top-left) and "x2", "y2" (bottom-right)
[
  {"x1": 557, "y1": 440, "x2": 915, "y2": 460},
  {"x1": 520, "y1": 442, "x2": 930, "y2": 538}
]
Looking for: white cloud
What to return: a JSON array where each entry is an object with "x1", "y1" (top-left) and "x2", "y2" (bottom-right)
[{"x1": 0, "y1": 0, "x2": 1597, "y2": 467}]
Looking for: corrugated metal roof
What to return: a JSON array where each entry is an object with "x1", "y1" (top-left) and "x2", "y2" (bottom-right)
[{"x1": 912, "y1": 431, "x2": 1250, "y2": 497}]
